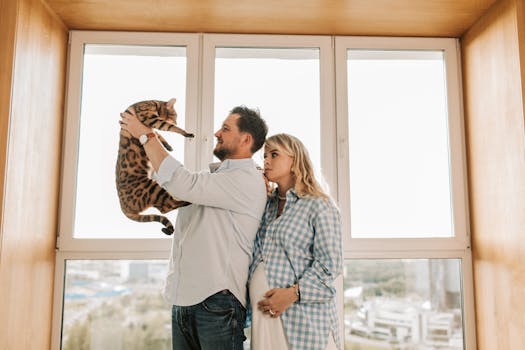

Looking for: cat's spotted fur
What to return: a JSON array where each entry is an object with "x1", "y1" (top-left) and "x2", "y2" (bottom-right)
[{"x1": 116, "y1": 98, "x2": 193, "y2": 235}]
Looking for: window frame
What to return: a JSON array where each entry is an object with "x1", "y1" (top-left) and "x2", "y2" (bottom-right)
[
  {"x1": 335, "y1": 36, "x2": 470, "y2": 252},
  {"x1": 53, "y1": 31, "x2": 475, "y2": 350},
  {"x1": 58, "y1": 31, "x2": 200, "y2": 252},
  {"x1": 335, "y1": 36, "x2": 476, "y2": 349},
  {"x1": 199, "y1": 34, "x2": 337, "y2": 188},
  {"x1": 50, "y1": 250, "x2": 170, "y2": 350}
]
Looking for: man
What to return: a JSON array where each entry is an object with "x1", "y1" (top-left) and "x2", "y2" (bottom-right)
[{"x1": 120, "y1": 105, "x2": 268, "y2": 350}]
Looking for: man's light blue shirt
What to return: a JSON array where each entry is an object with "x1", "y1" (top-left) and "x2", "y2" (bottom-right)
[{"x1": 155, "y1": 156, "x2": 267, "y2": 307}]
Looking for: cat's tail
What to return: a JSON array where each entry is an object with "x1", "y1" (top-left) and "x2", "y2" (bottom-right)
[{"x1": 124, "y1": 212, "x2": 174, "y2": 235}]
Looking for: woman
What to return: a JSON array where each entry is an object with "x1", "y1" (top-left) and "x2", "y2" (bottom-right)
[{"x1": 248, "y1": 133, "x2": 342, "y2": 350}]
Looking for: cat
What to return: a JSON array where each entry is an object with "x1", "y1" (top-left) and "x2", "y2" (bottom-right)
[{"x1": 116, "y1": 98, "x2": 193, "y2": 235}]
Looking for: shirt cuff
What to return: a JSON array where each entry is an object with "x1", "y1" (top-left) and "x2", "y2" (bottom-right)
[{"x1": 152, "y1": 156, "x2": 182, "y2": 186}]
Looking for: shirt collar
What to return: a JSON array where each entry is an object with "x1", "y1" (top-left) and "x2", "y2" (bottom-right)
[
  {"x1": 270, "y1": 188, "x2": 300, "y2": 202},
  {"x1": 209, "y1": 158, "x2": 257, "y2": 173}
]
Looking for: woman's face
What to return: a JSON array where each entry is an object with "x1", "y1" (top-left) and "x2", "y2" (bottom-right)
[{"x1": 263, "y1": 144, "x2": 294, "y2": 184}]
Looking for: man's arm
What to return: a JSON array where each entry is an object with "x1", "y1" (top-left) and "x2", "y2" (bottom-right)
[
  {"x1": 120, "y1": 110, "x2": 168, "y2": 171},
  {"x1": 120, "y1": 110, "x2": 266, "y2": 215},
  {"x1": 159, "y1": 160, "x2": 265, "y2": 216}
]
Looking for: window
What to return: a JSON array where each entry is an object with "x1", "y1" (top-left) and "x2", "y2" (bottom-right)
[
  {"x1": 346, "y1": 50, "x2": 452, "y2": 238},
  {"x1": 58, "y1": 32, "x2": 199, "y2": 251},
  {"x1": 61, "y1": 260, "x2": 170, "y2": 350},
  {"x1": 76, "y1": 44, "x2": 188, "y2": 239},
  {"x1": 200, "y1": 35, "x2": 336, "y2": 180},
  {"x1": 335, "y1": 37, "x2": 474, "y2": 349},
  {"x1": 53, "y1": 32, "x2": 474, "y2": 350},
  {"x1": 212, "y1": 47, "x2": 321, "y2": 167},
  {"x1": 344, "y1": 259, "x2": 464, "y2": 349}
]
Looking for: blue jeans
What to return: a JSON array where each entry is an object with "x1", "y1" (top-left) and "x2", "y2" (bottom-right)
[{"x1": 171, "y1": 290, "x2": 246, "y2": 350}]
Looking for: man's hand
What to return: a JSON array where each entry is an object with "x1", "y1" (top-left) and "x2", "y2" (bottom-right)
[
  {"x1": 119, "y1": 109, "x2": 168, "y2": 171},
  {"x1": 256, "y1": 166, "x2": 274, "y2": 196},
  {"x1": 263, "y1": 174, "x2": 273, "y2": 196},
  {"x1": 119, "y1": 110, "x2": 152, "y2": 138}
]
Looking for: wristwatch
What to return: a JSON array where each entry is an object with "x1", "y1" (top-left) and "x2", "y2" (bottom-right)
[{"x1": 139, "y1": 132, "x2": 156, "y2": 145}]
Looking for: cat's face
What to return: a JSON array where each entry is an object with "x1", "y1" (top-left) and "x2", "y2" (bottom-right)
[{"x1": 130, "y1": 98, "x2": 178, "y2": 131}]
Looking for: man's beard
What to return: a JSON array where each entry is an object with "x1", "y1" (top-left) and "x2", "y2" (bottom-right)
[{"x1": 213, "y1": 145, "x2": 230, "y2": 161}]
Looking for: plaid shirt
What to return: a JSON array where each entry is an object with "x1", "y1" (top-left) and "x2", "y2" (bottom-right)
[{"x1": 248, "y1": 189, "x2": 343, "y2": 350}]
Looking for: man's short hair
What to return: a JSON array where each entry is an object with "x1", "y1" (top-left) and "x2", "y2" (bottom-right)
[{"x1": 230, "y1": 106, "x2": 268, "y2": 153}]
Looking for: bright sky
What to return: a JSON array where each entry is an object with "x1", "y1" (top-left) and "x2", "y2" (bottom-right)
[{"x1": 73, "y1": 45, "x2": 452, "y2": 239}]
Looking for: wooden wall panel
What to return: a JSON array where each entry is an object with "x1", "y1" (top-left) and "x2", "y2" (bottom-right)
[
  {"x1": 0, "y1": 0, "x2": 20, "y2": 345},
  {"x1": 461, "y1": 0, "x2": 525, "y2": 349},
  {"x1": 0, "y1": 0, "x2": 18, "y2": 257},
  {"x1": 0, "y1": 0, "x2": 67, "y2": 348}
]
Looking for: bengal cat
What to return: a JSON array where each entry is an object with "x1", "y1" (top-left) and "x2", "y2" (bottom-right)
[{"x1": 116, "y1": 98, "x2": 193, "y2": 235}]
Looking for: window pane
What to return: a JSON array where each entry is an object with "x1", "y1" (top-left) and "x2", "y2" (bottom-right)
[
  {"x1": 344, "y1": 259, "x2": 464, "y2": 349},
  {"x1": 61, "y1": 260, "x2": 170, "y2": 350},
  {"x1": 347, "y1": 50, "x2": 453, "y2": 238},
  {"x1": 214, "y1": 48, "x2": 321, "y2": 171},
  {"x1": 75, "y1": 45, "x2": 187, "y2": 238}
]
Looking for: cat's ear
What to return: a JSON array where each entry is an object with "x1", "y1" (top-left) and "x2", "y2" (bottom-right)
[{"x1": 167, "y1": 98, "x2": 176, "y2": 110}]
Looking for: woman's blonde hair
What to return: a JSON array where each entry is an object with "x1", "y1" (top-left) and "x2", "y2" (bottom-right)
[{"x1": 265, "y1": 133, "x2": 329, "y2": 198}]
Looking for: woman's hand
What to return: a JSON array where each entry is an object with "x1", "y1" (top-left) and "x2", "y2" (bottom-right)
[
  {"x1": 119, "y1": 110, "x2": 152, "y2": 139},
  {"x1": 257, "y1": 286, "x2": 298, "y2": 318}
]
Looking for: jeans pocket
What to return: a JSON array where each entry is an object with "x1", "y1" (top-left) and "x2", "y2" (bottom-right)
[
  {"x1": 197, "y1": 292, "x2": 248, "y2": 348},
  {"x1": 201, "y1": 292, "x2": 235, "y2": 316}
]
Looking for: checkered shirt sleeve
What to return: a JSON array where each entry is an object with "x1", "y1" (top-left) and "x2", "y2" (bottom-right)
[{"x1": 248, "y1": 190, "x2": 343, "y2": 350}]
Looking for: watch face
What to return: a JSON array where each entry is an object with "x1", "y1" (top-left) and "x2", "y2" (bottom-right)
[{"x1": 139, "y1": 134, "x2": 147, "y2": 144}]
